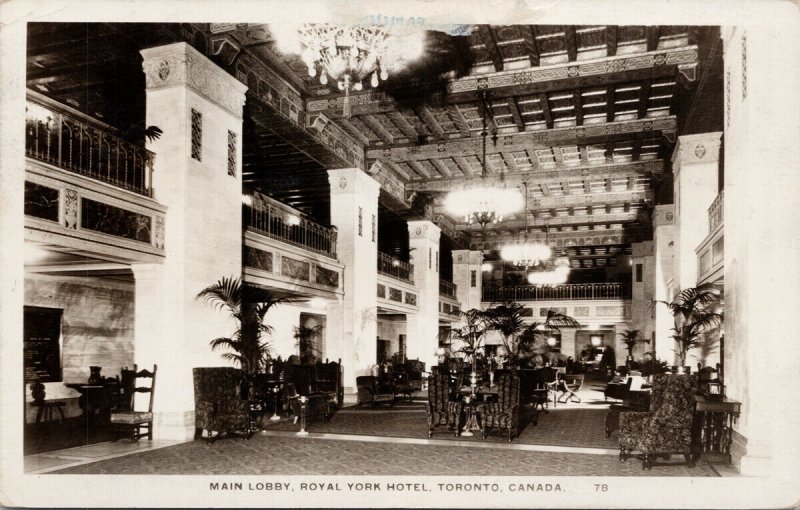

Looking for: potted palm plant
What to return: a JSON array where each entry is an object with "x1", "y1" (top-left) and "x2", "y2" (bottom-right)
[
  {"x1": 483, "y1": 301, "x2": 580, "y2": 368},
  {"x1": 652, "y1": 284, "x2": 722, "y2": 371},
  {"x1": 196, "y1": 276, "x2": 292, "y2": 379},
  {"x1": 293, "y1": 325, "x2": 322, "y2": 365},
  {"x1": 438, "y1": 308, "x2": 489, "y2": 375},
  {"x1": 618, "y1": 329, "x2": 649, "y2": 366}
]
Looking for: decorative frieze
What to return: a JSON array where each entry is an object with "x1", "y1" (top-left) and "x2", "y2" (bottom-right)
[
  {"x1": 315, "y1": 265, "x2": 340, "y2": 288},
  {"x1": 24, "y1": 181, "x2": 59, "y2": 222},
  {"x1": 153, "y1": 215, "x2": 165, "y2": 249},
  {"x1": 281, "y1": 256, "x2": 310, "y2": 281},
  {"x1": 369, "y1": 117, "x2": 677, "y2": 162},
  {"x1": 243, "y1": 245, "x2": 273, "y2": 272},
  {"x1": 141, "y1": 43, "x2": 248, "y2": 118}
]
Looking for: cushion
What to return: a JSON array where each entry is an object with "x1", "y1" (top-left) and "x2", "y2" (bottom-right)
[{"x1": 110, "y1": 411, "x2": 153, "y2": 424}]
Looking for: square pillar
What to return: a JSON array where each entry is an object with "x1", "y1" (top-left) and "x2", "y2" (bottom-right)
[
  {"x1": 672, "y1": 132, "x2": 722, "y2": 289},
  {"x1": 327, "y1": 168, "x2": 380, "y2": 393},
  {"x1": 406, "y1": 220, "x2": 441, "y2": 371},
  {"x1": 452, "y1": 250, "x2": 483, "y2": 311},
  {"x1": 137, "y1": 43, "x2": 247, "y2": 440},
  {"x1": 722, "y1": 27, "x2": 800, "y2": 477},
  {"x1": 652, "y1": 205, "x2": 675, "y2": 362}
]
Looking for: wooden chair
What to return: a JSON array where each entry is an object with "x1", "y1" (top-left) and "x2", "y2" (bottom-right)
[
  {"x1": 557, "y1": 374, "x2": 584, "y2": 403},
  {"x1": 110, "y1": 364, "x2": 157, "y2": 442}
]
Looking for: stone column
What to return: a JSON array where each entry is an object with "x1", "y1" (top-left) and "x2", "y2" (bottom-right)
[
  {"x1": 406, "y1": 220, "x2": 441, "y2": 371},
  {"x1": 452, "y1": 249, "x2": 483, "y2": 311},
  {"x1": 652, "y1": 205, "x2": 676, "y2": 362},
  {"x1": 137, "y1": 43, "x2": 247, "y2": 440},
  {"x1": 722, "y1": 26, "x2": 800, "y2": 477},
  {"x1": 672, "y1": 132, "x2": 722, "y2": 290},
  {"x1": 327, "y1": 168, "x2": 380, "y2": 394}
]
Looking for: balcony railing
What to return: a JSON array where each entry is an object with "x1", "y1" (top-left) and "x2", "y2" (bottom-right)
[
  {"x1": 439, "y1": 279, "x2": 457, "y2": 299},
  {"x1": 243, "y1": 202, "x2": 337, "y2": 259},
  {"x1": 483, "y1": 282, "x2": 631, "y2": 302},
  {"x1": 708, "y1": 190, "x2": 724, "y2": 232},
  {"x1": 25, "y1": 91, "x2": 155, "y2": 197},
  {"x1": 377, "y1": 252, "x2": 414, "y2": 283}
]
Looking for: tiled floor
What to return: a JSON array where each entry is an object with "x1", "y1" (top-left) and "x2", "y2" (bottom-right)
[{"x1": 25, "y1": 439, "x2": 183, "y2": 474}]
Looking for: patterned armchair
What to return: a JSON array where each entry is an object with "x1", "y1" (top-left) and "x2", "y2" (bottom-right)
[
  {"x1": 619, "y1": 374, "x2": 698, "y2": 469},
  {"x1": 476, "y1": 372, "x2": 520, "y2": 442},
  {"x1": 426, "y1": 370, "x2": 463, "y2": 437},
  {"x1": 193, "y1": 367, "x2": 251, "y2": 444}
]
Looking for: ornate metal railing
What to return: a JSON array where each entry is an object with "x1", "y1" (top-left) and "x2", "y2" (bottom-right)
[
  {"x1": 25, "y1": 91, "x2": 155, "y2": 197},
  {"x1": 708, "y1": 190, "x2": 724, "y2": 232},
  {"x1": 243, "y1": 201, "x2": 337, "y2": 259},
  {"x1": 377, "y1": 252, "x2": 414, "y2": 283},
  {"x1": 482, "y1": 282, "x2": 631, "y2": 302},
  {"x1": 439, "y1": 279, "x2": 457, "y2": 299}
]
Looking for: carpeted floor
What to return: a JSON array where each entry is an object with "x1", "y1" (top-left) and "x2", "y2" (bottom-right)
[
  {"x1": 261, "y1": 403, "x2": 618, "y2": 449},
  {"x1": 53, "y1": 434, "x2": 716, "y2": 476}
]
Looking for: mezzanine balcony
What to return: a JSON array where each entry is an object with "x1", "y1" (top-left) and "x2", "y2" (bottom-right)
[
  {"x1": 482, "y1": 282, "x2": 631, "y2": 302},
  {"x1": 25, "y1": 90, "x2": 154, "y2": 197},
  {"x1": 243, "y1": 199, "x2": 337, "y2": 259}
]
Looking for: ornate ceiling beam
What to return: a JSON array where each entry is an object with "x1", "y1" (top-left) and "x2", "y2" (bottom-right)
[
  {"x1": 539, "y1": 93, "x2": 554, "y2": 129},
  {"x1": 407, "y1": 160, "x2": 432, "y2": 180},
  {"x1": 405, "y1": 159, "x2": 663, "y2": 191},
  {"x1": 361, "y1": 115, "x2": 394, "y2": 144},
  {"x1": 445, "y1": 105, "x2": 472, "y2": 137},
  {"x1": 605, "y1": 26, "x2": 619, "y2": 57},
  {"x1": 523, "y1": 26, "x2": 541, "y2": 67},
  {"x1": 468, "y1": 227, "x2": 646, "y2": 250},
  {"x1": 452, "y1": 156, "x2": 475, "y2": 177},
  {"x1": 646, "y1": 26, "x2": 661, "y2": 52},
  {"x1": 478, "y1": 25, "x2": 504, "y2": 72},
  {"x1": 414, "y1": 106, "x2": 445, "y2": 139},
  {"x1": 606, "y1": 85, "x2": 617, "y2": 122},
  {"x1": 564, "y1": 26, "x2": 578, "y2": 62},
  {"x1": 573, "y1": 89, "x2": 584, "y2": 125},
  {"x1": 307, "y1": 46, "x2": 700, "y2": 117},
  {"x1": 507, "y1": 97, "x2": 526, "y2": 132},
  {"x1": 637, "y1": 81, "x2": 652, "y2": 119},
  {"x1": 432, "y1": 189, "x2": 650, "y2": 214},
  {"x1": 457, "y1": 210, "x2": 648, "y2": 230},
  {"x1": 430, "y1": 158, "x2": 453, "y2": 178},
  {"x1": 367, "y1": 116, "x2": 676, "y2": 162},
  {"x1": 386, "y1": 111, "x2": 419, "y2": 139}
]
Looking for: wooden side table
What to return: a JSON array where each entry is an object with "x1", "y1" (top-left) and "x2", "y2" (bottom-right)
[{"x1": 693, "y1": 395, "x2": 741, "y2": 464}]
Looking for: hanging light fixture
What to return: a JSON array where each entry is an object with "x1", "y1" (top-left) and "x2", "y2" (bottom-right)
[
  {"x1": 524, "y1": 223, "x2": 571, "y2": 285},
  {"x1": 500, "y1": 181, "x2": 552, "y2": 268},
  {"x1": 298, "y1": 24, "x2": 390, "y2": 117},
  {"x1": 443, "y1": 92, "x2": 523, "y2": 227}
]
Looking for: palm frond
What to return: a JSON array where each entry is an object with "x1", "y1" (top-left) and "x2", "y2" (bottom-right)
[{"x1": 196, "y1": 276, "x2": 242, "y2": 314}]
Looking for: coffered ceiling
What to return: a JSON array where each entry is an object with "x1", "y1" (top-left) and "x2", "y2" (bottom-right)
[{"x1": 26, "y1": 23, "x2": 723, "y2": 273}]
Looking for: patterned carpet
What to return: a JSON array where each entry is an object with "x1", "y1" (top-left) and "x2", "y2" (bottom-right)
[
  {"x1": 261, "y1": 403, "x2": 619, "y2": 449},
  {"x1": 54, "y1": 434, "x2": 716, "y2": 476}
]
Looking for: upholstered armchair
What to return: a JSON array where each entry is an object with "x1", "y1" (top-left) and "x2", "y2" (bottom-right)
[
  {"x1": 356, "y1": 376, "x2": 395, "y2": 406},
  {"x1": 476, "y1": 372, "x2": 520, "y2": 442},
  {"x1": 619, "y1": 374, "x2": 698, "y2": 469},
  {"x1": 426, "y1": 371, "x2": 463, "y2": 437},
  {"x1": 193, "y1": 367, "x2": 251, "y2": 444}
]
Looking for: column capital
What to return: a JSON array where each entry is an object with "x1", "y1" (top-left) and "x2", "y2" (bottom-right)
[
  {"x1": 452, "y1": 249, "x2": 483, "y2": 265},
  {"x1": 671, "y1": 132, "x2": 723, "y2": 169},
  {"x1": 653, "y1": 204, "x2": 675, "y2": 227},
  {"x1": 407, "y1": 219, "x2": 441, "y2": 243},
  {"x1": 327, "y1": 168, "x2": 381, "y2": 197},
  {"x1": 140, "y1": 42, "x2": 248, "y2": 119}
]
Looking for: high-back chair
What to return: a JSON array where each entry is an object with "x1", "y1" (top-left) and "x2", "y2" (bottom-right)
[
  {"x1": 476, "y1": 372, "x2": 520, "y2": 442},
  {"x1": 618, "y1": 374, "x2": 698, "y2": 470},
  {"x1": 110, "y1": 364, "x2": 157, "y2": 442},
  {"x1": 192, "y1": 367, "x2": 251, "y2": 444},
  {"x1": 426, "y1": 371, "x2": 463, "y2": 437}
]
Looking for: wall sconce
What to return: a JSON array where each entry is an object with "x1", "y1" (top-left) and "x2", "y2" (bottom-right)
[{"x1": 481, "y1": 263, "x2": 493, "y2": 272}]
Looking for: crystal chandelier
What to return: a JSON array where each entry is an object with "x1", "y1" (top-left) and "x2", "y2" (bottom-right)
[
  {"x1": 500, "y1": 181, "x2": 552, "y2": 268},
  {"x1": 527, "y1": 256, "x2": 571, "y2": 285},
  {"x1": 298, "y1": 24, "x2": 390, "y2": 117},
  {"x1": 444, "y1": 92, "x2": 523, "y2": 227}
]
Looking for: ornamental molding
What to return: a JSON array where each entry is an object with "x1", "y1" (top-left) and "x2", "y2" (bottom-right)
[
  {"x1": 141, "y1": 43, "x2": 248, "y2": 118},
  {"x1": 368, "y1": 117, "x2": 677, "y2": 162},
  {"x1": 307, "y1": 47, "x2": 699, "y2": 113},
  {"x1": 407, "y1": 220, "x2": 441, "y2": 243},
  {"x1": 653, "y1": 204, "x2": 675, "y2": 227},
  {"x1": 671, "y1": 132, "x2": 722, "y2": 167},
  {"x1": 453, "y1": 250, "x2": 484, "y2": 265},
  {"x1": 327, "y1": 168, "x2": 381, "y2": 197}
]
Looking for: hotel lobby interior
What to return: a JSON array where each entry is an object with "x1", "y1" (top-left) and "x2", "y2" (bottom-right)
[{"x1": 0, "y1": 13, "x2": 798, "y2": 506}]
